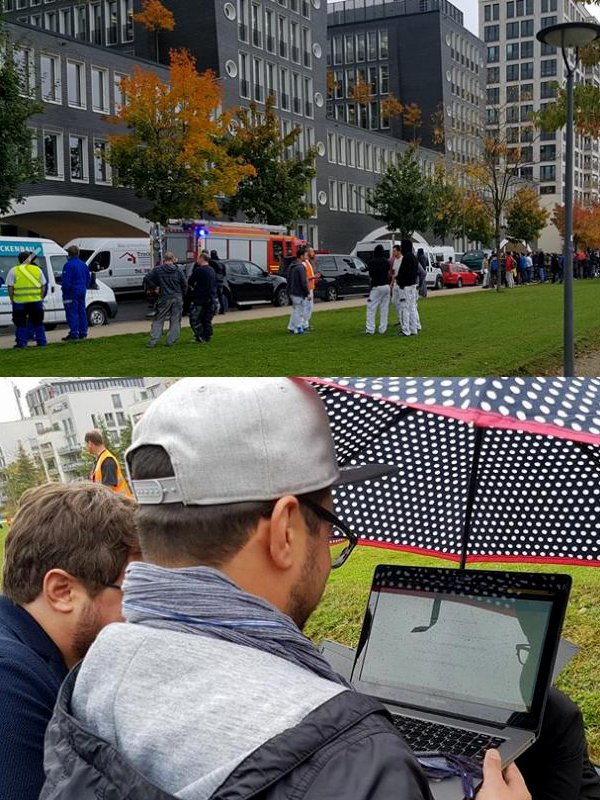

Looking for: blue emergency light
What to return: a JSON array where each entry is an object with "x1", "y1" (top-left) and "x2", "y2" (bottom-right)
[{"x1": 195, "y1": 225, "x2": 208, "y2": 238}]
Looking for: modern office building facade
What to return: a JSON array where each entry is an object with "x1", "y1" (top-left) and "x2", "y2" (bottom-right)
[
  {"x1": 3, "y1": 0, "x2": 472, "y2": 252},
  {"x1": 481, "y1": 0, "x2": 600, "y2": 251},
  {"x1": 1, "y1": 21, "x2": 168, "y2": 241}
]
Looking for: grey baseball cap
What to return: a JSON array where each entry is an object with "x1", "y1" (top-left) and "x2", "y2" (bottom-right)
[{"x1": 126, "y1": 378, "x2": 396, "y2": 506}]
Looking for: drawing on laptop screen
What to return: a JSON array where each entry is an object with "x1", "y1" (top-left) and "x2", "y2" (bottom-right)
[{"x1": 358, "y1": 589, "x2": 552, "y2": 713}]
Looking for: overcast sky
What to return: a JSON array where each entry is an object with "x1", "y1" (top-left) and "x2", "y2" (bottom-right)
[{"x1": 0, "y1": 378, "x2": 44, "y2": 424}]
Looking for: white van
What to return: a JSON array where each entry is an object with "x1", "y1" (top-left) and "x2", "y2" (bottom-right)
[
  {"x1": 65, "y1": 237, "x2": 152, "y2": 292},
  {"x1": 351, "y1": 239, "x2": 455, "y2": 290},
  {"x1": 0, "y1": 237, "x2": 118, "y2": 328}
]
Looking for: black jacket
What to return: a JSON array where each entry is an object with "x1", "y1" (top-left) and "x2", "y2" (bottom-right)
[
  {"x1": 368, "y1": 257, "x2": 391, "y2": 288},
  {"x1": 287, "y1": 259, "x2": 309, "y2": 298},
  {"x1": 397, "y1": 252, "x2": 418, "y2": 288},
  {"x1": 188, "y1": 264, "x2": 218, "y2": 306},
  {"x1": 41, "y1": 666, "x2": 433, "y2": 800}
]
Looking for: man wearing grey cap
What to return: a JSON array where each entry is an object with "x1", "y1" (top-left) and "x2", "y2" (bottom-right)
[{"x1": 41, "y1": 379, "x2": 529, "y2": 800}]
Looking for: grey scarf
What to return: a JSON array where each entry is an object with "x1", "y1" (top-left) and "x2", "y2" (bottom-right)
[{"x1": 122, "y1": 562, "x2": 349, "y2": 687}]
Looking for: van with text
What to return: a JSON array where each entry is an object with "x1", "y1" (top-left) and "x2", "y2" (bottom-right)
[{"x1": 65, "y1": 237, "x2": 152, "y2": 292}]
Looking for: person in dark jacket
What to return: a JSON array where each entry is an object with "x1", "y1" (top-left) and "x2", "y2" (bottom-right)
[
  {"x1": 145, "y1": 252, "x2": 187, "y2": 348},
  {"x1": 40, "y1": 379, "x2": 530, "y2": 800},
  {"x1": 365, "y1": 243, "x2": 391, "y2": 334},
  {"x1": 0, "y1": 482, "x2": 138, "y2": 800},
  {"x1": 61, "y1": 245, "x2": 90, "y2": 341},
  {"x1": 286, "y1": 245, "x2": 309, "y2": 334},
  {"x1": 188, "y1": 252, "x2": 218, "y2": 343},
  {"x1": 396, "y1": 240, "x2": 420, "y2": 336},
  {"x1": 208, "y1": 249, "x2": 228, "y2": 314}
]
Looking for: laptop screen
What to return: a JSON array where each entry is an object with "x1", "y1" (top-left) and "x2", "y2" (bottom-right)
[{"x1": 352, "y1": 567, "x2": 571, "y2": 728}]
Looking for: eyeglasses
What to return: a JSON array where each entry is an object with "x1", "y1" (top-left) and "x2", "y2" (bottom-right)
[
  {"x1": 415, "y1": 752, "x2": 483, "y2": 800},
  {"x1": 103, "y1": 583, "x2": 123, "y2": 592},
  {"x1": 298, "y1": 497, "x2": 358, "y2": 569}
]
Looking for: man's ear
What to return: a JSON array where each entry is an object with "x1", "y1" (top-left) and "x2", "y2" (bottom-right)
[
  {"x1": 41, "y1": 569, "x2": 80, "y2": 614},
  {"x1": 266, "y1": 495, "x2": 304, "y2": 571}
]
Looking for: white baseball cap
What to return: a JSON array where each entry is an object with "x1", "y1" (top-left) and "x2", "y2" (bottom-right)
[{"x1": 126, "y1": 378, "x2": 396, "y2": 505}]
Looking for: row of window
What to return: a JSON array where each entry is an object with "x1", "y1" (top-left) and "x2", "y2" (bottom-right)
[
  {"x1": 483, "y1": 0, "x2": 534, "y2": 20},
  {"x1": 238, "y1": 52, "x2": 314, "y2": 117},
  {"x1": 238, "y1": 1, "x2": 313, "y2": 69},
  {"x1": 328, "y1": 179, "x2": 373, "y2": 214},
  {"x1": 14, "y1": 47, "x2": 127, "y2": 114},
  {"x1": 487, "y1": 81, "x2": 558, "y2": 103},
  {"x1": 91, "y1": 411, "x2": 128, "y2": 427},
  {"x1": 327, "y1": 101, "x2": 390, "y2": 131},
  {"x1": 13, "y1": 0, "x2": 134, "y2": 46},
  {"x1": 326, "y1": 130, "x2": 404, "y2": 172},
  {"x1": 484, "y1": 17, "x2": 556, "y2": 41},
  {"x1": 328, "y1": 65, "x2": 390, "y2": 99},
  {"x1": 265, "y1": 0, "x2": 313, "y2": 19},
  {"x1": 487, "y1": 47, "x2": 558, "y2": 75},
  {"x1": 328, "y1": 30, "x2": 389, "y2": 65},
  {"x1": 35, "y1": 129, "x2": 112, "y2": 184}
]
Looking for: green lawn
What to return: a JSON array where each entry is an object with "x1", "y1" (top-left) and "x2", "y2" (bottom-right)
[
  {"x1": 4, "y1": 280, "x2": 600, "y2": 375},
  {"x1": 305, "y1": 546, "x2": 600, "y2": 761}
]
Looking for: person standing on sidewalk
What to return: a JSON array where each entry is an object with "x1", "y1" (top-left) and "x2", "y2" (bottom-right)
[
  {"x1": 287, "y1": 245, "x2": 309, "y2": 335},
  {"x1": 301, "y1": 245, "x2": 316, "y2": 332},
  {"x1": 144, "y1": 252, "x2": 187, "y2": 348},
  {"x1": 5, "y1": 251, "x2": 47, "y2": 349},
  {"x1": 209, "y1": 249, "x2": 228, "y2": 314},
  {"x1": 61, "y1": 245, "x2": 90, "y2": 342},
  {"x1": 389, "y1": 244, "x2": 403, "y2": 326},
  {"x1": 365, "y1": 244, "x2": 391, "y2": 335},
  {"x1": 396, "y1": 240, "x2": 420, "y2": 337},
  {"x1": 188, "y1": 252, "x2": 218, "y2": 344}
]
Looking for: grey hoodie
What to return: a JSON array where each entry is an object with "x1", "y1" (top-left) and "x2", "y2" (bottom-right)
[
  {"x1": 71, "y1": 623, "x2": 346, "y2": 799},
  {"x1": 145, "y1": 262, "x2": 187, "y2": 298}
]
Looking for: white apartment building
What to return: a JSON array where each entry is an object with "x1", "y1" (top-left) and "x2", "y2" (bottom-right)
[
  {"x1": 0, "y1": 378, "x2": 171, "y2": 505},
  {"x1": 481, "y1": 0, "x2": 600, "y2": 251}
]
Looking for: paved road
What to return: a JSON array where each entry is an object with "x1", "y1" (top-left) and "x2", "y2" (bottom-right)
[{"x1": 0, "y1": 286, "x2": 480, "y2": 349}]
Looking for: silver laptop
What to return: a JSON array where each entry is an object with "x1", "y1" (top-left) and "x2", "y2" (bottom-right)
[{"x1": 350, "y1": 566, "x2": 571, "y2": 796}]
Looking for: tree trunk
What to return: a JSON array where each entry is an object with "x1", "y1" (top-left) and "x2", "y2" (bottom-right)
[{"x1": 495, "y1": 216, "x2": 502, "y2": 292}]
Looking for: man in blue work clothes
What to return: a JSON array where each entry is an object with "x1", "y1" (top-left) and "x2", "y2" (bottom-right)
[
  {"x1": 61, "y1": 245, "x2": 90, "y2": 341},
  {"x1": 5, "y1": 251, "x2": 47, "y2": 348}
]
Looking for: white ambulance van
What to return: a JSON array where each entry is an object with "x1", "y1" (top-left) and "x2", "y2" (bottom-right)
[
  {"x1": 0, "y1": 237, "x2": 118, "y2": 328},
  {"x1": 64, "y1": 237, "x2": 152, "y2": 292}
]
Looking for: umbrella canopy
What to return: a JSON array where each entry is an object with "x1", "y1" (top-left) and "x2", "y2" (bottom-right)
[{"x1": 303, "y1": 377, "x2": 600, "y2": 567}]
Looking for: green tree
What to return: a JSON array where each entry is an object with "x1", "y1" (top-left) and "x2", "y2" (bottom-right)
[
  {"x1": 0, "y1": 26, "x2": 44, "y2": 215},
  {"x1": 534, "y1": 83, "x2": 600, "y2": 138},
  {"x1": 369, "y1": 147, "x2": 431, "y2": 239},
  {"x1": 505, "y1": 186, "x2": 548, "y2": 247},
  {"x1": 222, "y1": 96, "x2": 316, "y2": 227},
  {"x1": 429, "y1": 163, "x2": 463, "y2": 244},
  {"x1": 71, "y1": 418, "x2": 133, "y2": 480},
  {"x1": 460, "y1": 193, "x2": 494, "y2": 247},
  {"x1": 1, "y1": 443, "x2": 45, "y2": 517}
]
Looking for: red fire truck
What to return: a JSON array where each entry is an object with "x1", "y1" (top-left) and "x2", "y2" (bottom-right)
[{"x1": 159, "y1": 220, "x2": 306, "y2": 273}]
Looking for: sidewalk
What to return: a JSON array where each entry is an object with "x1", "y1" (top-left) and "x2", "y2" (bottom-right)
[{"x1": 0, "y1": 287, "x2": 480, "y2": 349}]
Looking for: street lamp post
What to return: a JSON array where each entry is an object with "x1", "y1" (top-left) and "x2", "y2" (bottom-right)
[{"x1": 536, "y1": 22, "x2": 600, "y2": 376}]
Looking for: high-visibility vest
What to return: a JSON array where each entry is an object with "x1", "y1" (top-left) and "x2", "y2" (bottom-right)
[
  {"x1": 91, "y1": 448, "x2": 133, "y2": 498},
  {"x1": 12, "y1": 263, "x2": 44, "y2": 303},
  {"x1": 303, "y1": 260, "x2": 316, "y2": 291}
]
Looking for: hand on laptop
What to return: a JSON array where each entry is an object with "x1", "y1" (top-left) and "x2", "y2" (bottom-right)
[{"x1": 477, "y1": 750, "x2": 531, "y2": 800}]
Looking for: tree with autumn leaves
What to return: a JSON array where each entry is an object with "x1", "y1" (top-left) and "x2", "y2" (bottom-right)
[
  {"x1": 505, "y1": 187, "x2": 548, "y2": 248},
  {"x1": 552, "y1": 202, "x2": 600, "y2": 250},
  {"x1": 133, "y1": 0, "x2": 175, "y2": 62},
  {"x1": 107, "y1": 50, "x2": 254, "y2": 223}
]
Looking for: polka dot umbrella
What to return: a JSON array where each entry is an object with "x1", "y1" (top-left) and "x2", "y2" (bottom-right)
[{"x1": 302, "y1": 377, "x2": 600, "y2": 568}]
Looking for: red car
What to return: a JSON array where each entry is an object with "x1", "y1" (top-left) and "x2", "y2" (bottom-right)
[{"x1": 440, "y1": 261, "x2": 478, "y2": 288}]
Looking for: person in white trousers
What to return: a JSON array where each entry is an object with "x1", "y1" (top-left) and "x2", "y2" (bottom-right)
[
  {"x1": 390, "y1": 244, "x2": 403, "y2": 325},
  {"x1": 396, "y1": 240, "x2": 420, "y2": 336},
  {"x1": 301, "y1": 246, "x2": 316, "y2": 331},
  {"x1": 365, "y1": 244, "x2": 392, "y2": 334}
]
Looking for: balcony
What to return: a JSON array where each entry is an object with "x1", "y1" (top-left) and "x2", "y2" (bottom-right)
[{"x1": 57, "y1": 442, "x2": 81, "y2": 456}]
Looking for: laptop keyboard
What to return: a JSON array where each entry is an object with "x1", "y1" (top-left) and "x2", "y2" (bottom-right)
[{"x1": 391, "y1": 714, "x2": 506, "y2": 762}]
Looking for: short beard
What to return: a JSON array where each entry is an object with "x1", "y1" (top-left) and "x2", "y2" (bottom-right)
[
  {"x1": 287, "y1": 538, "x2": 322, "y2": 631},
  {"x1": 71, "y1": 599, "x2": 103, "y2": 661}
]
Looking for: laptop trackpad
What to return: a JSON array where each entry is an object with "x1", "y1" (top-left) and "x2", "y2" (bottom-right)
[{"x1": 428, "y1": 775, "x2": 465, "y2": 800}]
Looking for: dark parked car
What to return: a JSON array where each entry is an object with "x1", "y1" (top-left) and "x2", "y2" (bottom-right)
[
  {"x1": 313, "y1": 254, "x2": 370, "y2": 301},
  {"x1": 220, "y1": 259, "x2": 289, "y2": 307}
]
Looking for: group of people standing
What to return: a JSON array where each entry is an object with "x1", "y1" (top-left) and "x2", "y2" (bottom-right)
[
  {"x1": 482, "y1": 249, "x2": 600, "y2": 289},
  {"x1": 286, "y1": 244, "x2": 317, "y2": 334},
  {"x1": 144, "y1": 249, "x2": 226, "y2": 348},
  {"x1": 4, "y1": 244, "x2": 91, "y2": 349},
  {"x1": 365, "y1": 242, "x2": 427, "y2": 337}
]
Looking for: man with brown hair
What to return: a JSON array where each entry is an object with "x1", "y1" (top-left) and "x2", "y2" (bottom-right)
[
  {"x1": 84, "y1": 429, "x2": 132, "y2": 497},
  {"x1": 0, "y1": 482, "x2": 138, "y2": 800}
]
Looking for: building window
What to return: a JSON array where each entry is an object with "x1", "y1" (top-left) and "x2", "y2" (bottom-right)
[
  {"x1": 541, "y1": 59, "x2": 556, "y2": 76},
  {"x1": 540, "y1": 144, "x2": 556, "y2": 161},
  {"x1": 113, "y1": 72, "x2": 127, "y2": 108},
  {"x1": 90, "y1": 2, "x2": 102, "y2": 44},
  {"x1": 506, "y1": 21, "x2": 519, "y2": 38},
  {"x1": 506, "y1": 64, "x2": 519, "y2": 81},
  {"x1": 521, "y1": 41, "x2": 533, "y2": 58},
  {"x1": 345, "y1": 67, "x2": 355, "y2": 98},
  {"x1": 484, "y1": 25, "x2": 499, "y2": 42},
  {"x1": 265, "y1": 8, "x2": 275, "y2": 53},
  {"x1": 328, "y1": 178, "x2": 337, "y2": 210},
  {"x1": 541, "y1": 81, "x2": 557, "y2": 99},
  {"x1": 40, "y1": 54, "x2": 61, "y2": 104},
  {"x1": 506, "y1": 106, "x2": 519, "y2": 123},
  {"x1": 520, "y1": 104, "x2": 533, "y2": 121},
  {"x1": 487, "y1": 87, "x2": 499, "y2": 104},
  {"x1": 44, "y1": 10, "x2": 58, "y2": 30},
  {"x1": 332, "y1": 34, "x2": 342, "y2": 64},
  {"x1": 379, "y1": 64, "x2": 389, "y2": 94},
  {"x1": 105, "y1": 0, "x2": 118, "y2": 44},
  {"x1": 278, "y1": 15, "x2": 288, "y2": 58},
  {"x1": 67, "y1": 60, "x2": 86, "y2": 108},
  {"x1": 60, "y1": 7, "x2": 73, "y2": 35},
  {"x1": 339, "y1": 181, "x2": 348, "y2": 211},
  {"x1": 487, "y1": 46, "x2": 499, "y2": 63},
  {"x1": 520, "y1": 19, "x2": 533, "y2": 37},
  {"x1": 337, "y1": 134, "x2": 346, "y2": 164},
  {"x1": 487, "y1": 66, "x2": 499, "y2": 83},
  {"x1": 379, "y1": 29, "x2": 388, "y2": 58},
  {"x1": 302, "y1": 27, "x2": 311, "y2": 68},
  {"x1": 520, "y1": 83, "x2": 533, "y2": 101},
  {"x1": 507, "y1": 1, "x2": 514, "y2": 15},
  {"x1": 540, "y1": 185, "x2": 555, "y2": 195},
  {"x1": 541, "y1": 15, "x2": 557, "y2": 28},
  {"x1": 506, "y1": 85, "x2": 519, "y2": 102},
  {"x1": 238, "y1": 0, "x2": 249, "y2": 41},
  {"x1": 94, "y1": 139, "x2": 111, "y2": 183},
  {"x1": 356, "y1": 32, "x2": 365, "y2": 61},
  {"x1": 121, "y1": 0, "x2": 133, "y2": 41},
  {"x1": 69, "y1": 134, "x2": 88, "y2": 181},
  {"x1": 253, "y1": 57, "x2": 264, "y2": 102},
  {"x1": 290, "y1": 20, "x2": 299, "y2": 62},
  {"x1": 13, "y1": 47, "x2": 36, "y2": 98},
  {"x1": 506, "y1": 42, "x2": 519, "y2": 60},
  {"x1": 239, "y1": 52, "x2": 250, "y2": 98},
  {"x1": 367, "y1": 30, "x2": 377, "y2": 60},
  {"x1": 43, "y1": 130, "x2": 64, "y2": 179},
  {"x1": 279, "y1": 66, "x2": 289, "y2": 109},
  {"x1": 251, "y1": 2, "x2": 262, "y2": 48},
  {"x1": 266, "y1": 61, "x2": 277, "y2": 105},
  {"x1": 540, "y1": 165, "x2": 556, "y2": 181},
  {"x1": 292, "y1": 71, "x2": 301, "y2": 113},
  {"x1": 75, "y1": 5, "x2": 89, "y2": 40},
  {"x1": 327, "y1": 130, "x2": 335, "y2": 163},
  {"x1": 304, "y1": 76, "x2": 313, "y2": 117},
  {"x1": 91, "y1": 66, "x2": 109, "y2": 111}
]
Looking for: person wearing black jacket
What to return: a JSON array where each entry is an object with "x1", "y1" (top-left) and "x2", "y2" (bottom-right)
[
  {"x1": 209, "y1": 249, "x2": 228, "y2": 314},
  {"x1": 286, "y1": 246, "x2": 309, "y2": 334},
  {"x1": 188, "y1": 252, "x2": 218, "y2": 343},
  {"x1": 366, "y1": 244, "x2": 392, "y2": 334},
  {"x1": 397, "y1": 240, "x2": 420, "y2": 336}
]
